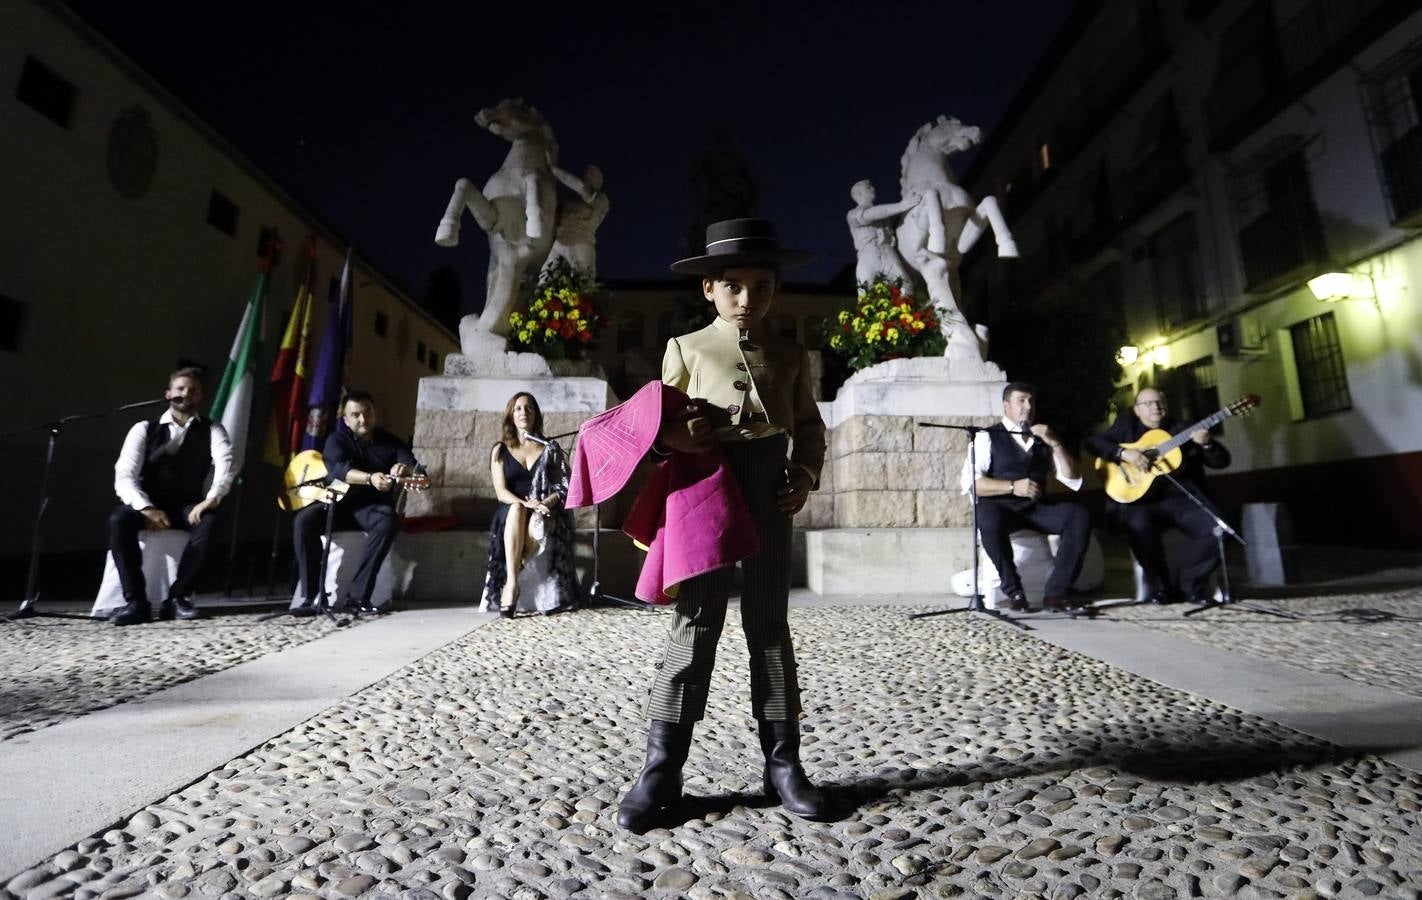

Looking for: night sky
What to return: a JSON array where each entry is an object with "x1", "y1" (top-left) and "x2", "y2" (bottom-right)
[{"x1": 64, "y1": 1, "x2": 1075, "y2": 317}]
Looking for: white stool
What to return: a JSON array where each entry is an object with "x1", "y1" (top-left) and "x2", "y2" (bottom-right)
[
  {"x1": 1131, "y1": 529, "x2": 1221, "y2": 602},
  {"x1": 92, "y1": 529, "x2": 191, "y2": 618},
  {"x1": 289, "y1": 532, "x2": 411, "y2": 609},
  {"x1": 952, "y1": 530, "x2": 1104, "y2": 610}
]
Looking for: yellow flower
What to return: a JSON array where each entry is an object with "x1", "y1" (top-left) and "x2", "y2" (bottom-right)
[
  {"x1": 551, "y1": 310, "x2": 562, "y2": 320},
  {"x1": 887, "y1": 327, "x2": 899, "y2": 341},
  {"x1": 912, "y1": 320, "x2": 925, "y2": 331},
  {"x1": 518, "y1": 330, "x2": 530, "y2": 342},
  {"x1": 837, "y1": 310, "x2": 849, "y2": 324},
  {"x1": 568, "y1": 309, "x2": 581, "y2": 321},
  {"x1": 509, "y1": 312, "x2": 523, "y2": 326},
  {"x1": 544, "y1": 328, "x2": 555, "y2": 338}
]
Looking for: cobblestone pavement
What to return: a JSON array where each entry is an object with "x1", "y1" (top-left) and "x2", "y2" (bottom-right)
[
  {"x1": 1098, "y1": 588, "x2": 1422, "y2": 700},
  {"x1": 5, "y1": 604, "x2": 1422, "y2": 899},
  {"x1": 0, "y1": 613, "x2": 354, "y2": 742}
]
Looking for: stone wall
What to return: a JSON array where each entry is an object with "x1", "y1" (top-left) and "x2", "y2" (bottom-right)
[{"x1": 822, "y1": 415, "x2": 996, "y2": 528}]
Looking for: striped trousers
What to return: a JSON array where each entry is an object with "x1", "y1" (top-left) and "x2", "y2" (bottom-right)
[{"x1": 646, "y1": 435, "x2": 802, "y2": 723}]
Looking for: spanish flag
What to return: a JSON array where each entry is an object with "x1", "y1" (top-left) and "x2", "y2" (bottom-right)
[{"x1": 264, "y1": 237, "x2": 317, "y2": 465}]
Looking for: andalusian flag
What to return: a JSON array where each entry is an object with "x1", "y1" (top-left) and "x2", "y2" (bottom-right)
[
  {"x1": 299, "y1": 249, "x2": 354, "y2": 452},
  {"x1": 209, "y1": 271, "x2": 267, "y2": 474},
  {"x1": 264, "y1": 238, "x2": 317, "y2": 465}
]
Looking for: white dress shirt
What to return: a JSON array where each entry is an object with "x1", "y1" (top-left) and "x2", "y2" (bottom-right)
[
  {"x1": 114, "y1": 410, "x2": 234, "y2": 510},
  {"x1": 959, "y1": 416, "x2": 1083, "y2": 495}
]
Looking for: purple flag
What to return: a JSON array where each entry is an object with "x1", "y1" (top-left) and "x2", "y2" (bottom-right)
[{"x1": 299, "y1": 249, "x2": 354, "y2": 451}]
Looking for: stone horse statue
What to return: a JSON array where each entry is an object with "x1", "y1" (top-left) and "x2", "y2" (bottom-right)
[
  {"x1": 435, "y1": 99, "x2": 559, "y2": 354},
  {"x1": 896, "y1": 115, "x2": 1017, "y2": 364}
]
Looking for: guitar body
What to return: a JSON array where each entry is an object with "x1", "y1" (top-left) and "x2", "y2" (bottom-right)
[
  {"x1": 1095, "y1": 429, "x2": 1183, "y2": 504},
  {"x1": 279, "y1": 448, "x2": 429, "y2": 511},
  {"x1": 280, "y1": 450, "x2": 349, "y2": 511}
]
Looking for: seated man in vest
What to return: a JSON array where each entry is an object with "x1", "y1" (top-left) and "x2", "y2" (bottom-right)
[
  {"x1": 959, "y1": 382, "x2": 1090, "y2": 611},
  {"x1": 1085, "y1": 387, "x2": 1231, "y2": 604},
  {"x1": 110, "y1": 367, "x2": 234, "y2": 626},
  {"x1": 292, "y1": 390, "x2": 419, "y2": 616}
]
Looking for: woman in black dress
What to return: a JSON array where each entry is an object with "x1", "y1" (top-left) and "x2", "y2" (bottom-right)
[{"x1": 482, "y1": 392, "x2": 578, "y2": 616}]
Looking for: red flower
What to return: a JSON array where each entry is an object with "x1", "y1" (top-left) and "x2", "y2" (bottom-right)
[
  {"x1": 578, "y1": 331, "x2": 591, "y2": 343},
  {"x1": 547, "y1": 299, "x2": 564, "y2": 313}
]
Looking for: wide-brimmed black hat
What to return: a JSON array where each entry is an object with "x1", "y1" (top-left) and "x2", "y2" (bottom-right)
[{"x1": 670, "y1": 217, "x2": 814, "y2": 274}]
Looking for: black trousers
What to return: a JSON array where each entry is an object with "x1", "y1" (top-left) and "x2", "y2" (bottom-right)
[
  {"x1": 109, "y1": 502, "x2": 218, "y2": 606},
  {"x1": 293, "y1": 502, "x2": 399, "y2": 608},
  {"x1": 1115, "y1": 491, "x2": 1221, "y2": 598},
  {"x1": 975, "y1": 497, "x2": 1091, "y2": 597}
]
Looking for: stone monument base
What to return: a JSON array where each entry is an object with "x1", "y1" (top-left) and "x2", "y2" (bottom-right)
[{"x1": 407, "y1": 362, "x2": 615, "y2": 526}]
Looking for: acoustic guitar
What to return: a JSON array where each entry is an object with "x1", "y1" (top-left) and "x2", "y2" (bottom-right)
[
  {"x1": 279, "y1": 449, "x2": 430, "y2": 511},
  {"x1": 1096, "y1": 395, "x2": 1260, "y2": 504}
]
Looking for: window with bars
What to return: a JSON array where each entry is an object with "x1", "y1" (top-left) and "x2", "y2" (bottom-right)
[
  {"x1": 1290, "y1": 312, "x2": 1351, "y2": 418},
  {"x1": 1229, "y1": 136, "x2": 1328, "y2": 292},
  {"x1": 1150, "y1": 214, "x2": 1212, "y2": 330},
  {"x1": 1362, "y1": 38, "x2": 1422, "y2": 225},
  {"x1": 1166, "y1": 356, "x2": 1223, "y2": 434}
]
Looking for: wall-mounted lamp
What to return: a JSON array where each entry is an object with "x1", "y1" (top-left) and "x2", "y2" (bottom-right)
[
  {"x1": 1151, "y1": 345, "x2": 1171, "y2": 367},
  {"x1": 1308, "y1": 271, "x2": 1376, "y2": 303},
  {"x1": 1116, "y1": 345, "x2": 1140, "y2": 365}
]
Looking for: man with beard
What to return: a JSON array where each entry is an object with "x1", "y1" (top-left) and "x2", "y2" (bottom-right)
[
  {"x1": 109, "y1": 367, "x2": 233, "y2": 625},
  {"x1": 291, "y1": 390, "x2": 419, "y2": 616}
]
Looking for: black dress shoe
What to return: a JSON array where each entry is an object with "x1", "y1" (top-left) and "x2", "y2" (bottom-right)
[
  {"x1": 289, "y1": 604, "x2": 319, "y2": 618},
  {"x1": 159, "y1": 597, "x2": 205, "y2": 620},
  {"x1": 1042, "y1": 595, "x2": 1070, "y2": 611},
  {"x1": 111, "y1": 600, "x2": 152, "y2": 626}
]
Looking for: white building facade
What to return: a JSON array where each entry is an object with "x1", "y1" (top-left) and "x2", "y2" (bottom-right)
[
  {"x1": 0, "y1": 1, "x2": 457, "y2": 562},
  {"x1": 963, "y1": 0, "x2": 1422, "y2": 548}
]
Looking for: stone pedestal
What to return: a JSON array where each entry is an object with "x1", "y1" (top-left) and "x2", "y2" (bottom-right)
[
  {"x1": 406, "y1": 354, "x2": 616, "y2": 526},
  {"x1": 822, "y1": 357, "x2": 1005, "y2": 529}
]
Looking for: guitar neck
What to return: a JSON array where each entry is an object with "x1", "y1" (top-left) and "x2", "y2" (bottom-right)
[{"x1": 1156, "y1": 408, "x2": 1232, "y2": 454}]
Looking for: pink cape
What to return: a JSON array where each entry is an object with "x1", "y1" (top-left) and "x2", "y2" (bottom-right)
[{"x1": 568, "y1": 382, "x2": 759, "y2": 604}]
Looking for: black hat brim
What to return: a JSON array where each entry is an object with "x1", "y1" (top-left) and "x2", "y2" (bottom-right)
[{"x1": 669, "y1": 248, "x2": 814, "y2": 275}]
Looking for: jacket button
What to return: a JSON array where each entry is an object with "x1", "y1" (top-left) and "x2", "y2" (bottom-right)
[
  {"x1": 733, "y1": 380, "x2": 748, "y2": 391},
  {"x1": 735, "y1": 362, "x2": 747, "y2": 371},
  {"x1": 727, "y1": 404, "x2": 740, "y2": 415}
]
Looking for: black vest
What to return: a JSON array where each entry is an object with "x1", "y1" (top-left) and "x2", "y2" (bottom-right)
[
  {"x1": 141, "y1": 418, "x2": 212, "y2": 506},
  {"x1": 984, "y1": 423, "x2": 1052, "y2": 486}
]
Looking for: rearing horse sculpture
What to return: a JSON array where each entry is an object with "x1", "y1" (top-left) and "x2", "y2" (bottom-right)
[
  {"x1": 896, "y1": 116, "x2": 1017, "y2": 362},
  {"x1": 435, "y1": 99, "x2": 559, "y2": 353}
]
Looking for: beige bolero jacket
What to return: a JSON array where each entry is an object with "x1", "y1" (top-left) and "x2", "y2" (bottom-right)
[{"x1": 661, "y1": 316, "x2": 826, "y2": 486}]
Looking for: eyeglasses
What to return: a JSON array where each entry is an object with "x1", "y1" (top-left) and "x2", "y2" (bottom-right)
[{"x1": 1135, "y1": 400, "x2": 1166, "y2": 408}]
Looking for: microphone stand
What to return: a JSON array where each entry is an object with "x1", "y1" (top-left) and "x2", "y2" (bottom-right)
[
  {"x1": 1153, "y1": 469, "x2": 1299, "y2": 621},
  {"x1": 909, "y1": 423, "x2": 1029, "y2": 630},
  {"x1": 260, "y1": 476, "x2": 347, "y2": 627},
  {"x1": 3, "y1": 398, "x2": 170, "y2": 623},
  {"x1": 526, "y1": 430, "x2": 644, "y2": 611}
]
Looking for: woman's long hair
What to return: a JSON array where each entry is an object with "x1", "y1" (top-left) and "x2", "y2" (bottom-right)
[{"x1": 500, "y1": 392, "x2": 545, "y2": 445}]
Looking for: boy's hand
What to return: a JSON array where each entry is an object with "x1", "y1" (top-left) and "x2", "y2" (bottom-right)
[
  {"x1": 658, "y1": 403, "x2": 714, "y2": 454},
  {"x1": 776, "y1": 467, "x2": 814, "y2": 515}
]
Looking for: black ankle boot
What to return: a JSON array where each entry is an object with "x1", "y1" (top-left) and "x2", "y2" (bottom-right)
[
  {"x1": 111, "y1": 600, "x2": 152, "y2": 627},
  {"x1": 617, "y1": 720, "x2": 694, "y2": 833},
  {"x1": 758, "y1": 719, "x2": 826, "y2": 819}
]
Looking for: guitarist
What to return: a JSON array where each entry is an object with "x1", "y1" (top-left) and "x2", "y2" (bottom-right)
[
  {"x1": 292, "y1": 390, "x2": 420, "y2": 616},
  {"x1": 1085, "y1": 388, "x2": 1231, "y2": 604}
]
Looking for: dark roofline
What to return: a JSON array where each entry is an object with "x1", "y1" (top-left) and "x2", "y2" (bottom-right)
[
  {"x1": 41, "y1": 0, "x2": 457, "y2": 343},
  {"x1": 962, "y1": 0, "x2": 1105, "y2": 189}
]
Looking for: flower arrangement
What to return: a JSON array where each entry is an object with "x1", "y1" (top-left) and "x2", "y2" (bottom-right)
[
  {"x1": 828, "y1": 278, "x2": 947, "y2": 371},
  {"x1": 507, "y1": 259, "x2": 606, "y2": 359}
]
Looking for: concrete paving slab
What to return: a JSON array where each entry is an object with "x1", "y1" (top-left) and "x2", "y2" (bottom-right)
[
  {"x1": 1015, "y1": 611, "x2": 1422, "y2": 774},
  {"x1": 0, "y1": 605, "x2": 489, "y2": 878}
]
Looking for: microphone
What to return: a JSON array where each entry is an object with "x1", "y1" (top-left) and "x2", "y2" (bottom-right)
[
  {"x1": 119, "y1": 398, "x2": 171, "y2": 411},
  {"x1": 1019, "y1": 420, "x2": 1040, "y2": 442},
  {"x1": 520, "y1": 431, "x2": 549, "y2": 446}
]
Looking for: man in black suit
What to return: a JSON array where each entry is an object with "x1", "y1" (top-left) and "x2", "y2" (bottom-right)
[
  {"x1": 1085, "y1": 387, "x2": 1231, "y2": 604},
  {"x1": 292, "y1": 390, "x2": 419, "y2": 615},
  {"x1": 963, "y1": 382, "x2": 1090, "y2": 611},
  {"x1": 109, "y1": 368, "x2": 233, "y2": 625}
]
